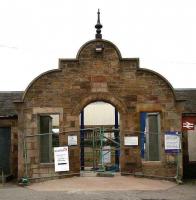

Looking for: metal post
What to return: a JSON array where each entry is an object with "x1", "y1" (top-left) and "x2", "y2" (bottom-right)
[
  {"x1": 91, "y1": 129, "x2": 95, "y2": 170},
  {"x1": 176, "y1": 132, "x2": 183, "y2": 184},
  {"x1": 95, "y1": 129, "x2": 98, "y2": 169},
  {"x1": 80, "y1": 110, "x2": 85, "y2": 170},
  {"x1": 114, "y1": 108, "x2": 119, "y2": 170},
  {"x1": 24, "y1": 135, "x2": 28, "y2": 178},
  {"x1": 1, "y1": 167, "x2": 4, "y2": 185},
  {"x1": 98, "y1": 127, "x2": 105, "y2": 171},
  {"x1": 19, "y1": 133, "x2": 29, "y2": 185}
]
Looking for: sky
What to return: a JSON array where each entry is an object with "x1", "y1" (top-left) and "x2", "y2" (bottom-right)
[
  {"x1": 0, "y1": 0, "x2": 196, "y2": 91},
  {"x1": 84, "y1": 102, "x2": 115, "y2": 125}
]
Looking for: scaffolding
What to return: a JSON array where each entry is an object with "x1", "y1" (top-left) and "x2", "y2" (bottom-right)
[{"x1": 80, "y1": 127, "x2": 120, "y2": 172}]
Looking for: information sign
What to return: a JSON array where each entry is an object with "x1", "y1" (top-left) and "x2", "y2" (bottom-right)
[{"x1": 54, "y1": 146, "x2": 69, "y2": 172}]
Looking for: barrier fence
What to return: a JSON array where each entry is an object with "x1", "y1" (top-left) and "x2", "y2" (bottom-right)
[{"x1": 22, "y1": 129, "x2": 182, "y2": 183}]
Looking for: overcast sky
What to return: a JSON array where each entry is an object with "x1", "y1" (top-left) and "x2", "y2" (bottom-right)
[{"x1": 0, "y1": 0, "x2": 196, "y2": 91}]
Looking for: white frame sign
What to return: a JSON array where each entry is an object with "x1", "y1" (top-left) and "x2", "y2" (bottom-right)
[
  {"x1": 68, "y1": 135, "x2": 77, "y2": 146},
  {"x1": 124, "y1": 136, "x2": 138, "y2": 146},
  {"x1": 54, "y1": 146, "x2": 69, "y2": 172},
  {"x1": 165, "y1": 132, "x2": 181, "y2": 153}
]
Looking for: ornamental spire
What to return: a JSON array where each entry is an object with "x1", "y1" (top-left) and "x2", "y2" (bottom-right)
[{"x1": 95, "y1": 9, "x2": 103, "y2": 39}]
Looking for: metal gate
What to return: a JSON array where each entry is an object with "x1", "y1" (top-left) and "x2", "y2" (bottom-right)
[
  {"x1": 0, "y1": 127, "x2": 11, "y2": 175},
  {"x1": 80, "y1": 127, "x2": 120, "y2": 172}
]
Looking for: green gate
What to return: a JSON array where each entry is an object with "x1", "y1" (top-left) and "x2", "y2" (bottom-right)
[{"x1": 80, "y1": 127, "x2": 120, "y2": 172}]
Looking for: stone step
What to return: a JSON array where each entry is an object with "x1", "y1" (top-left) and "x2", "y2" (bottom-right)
[
  {"x1": 80, "y1": 172, "x2": 97, "y2": 177},
  {"x1": 96, "y1": 172, "x2": 114, "y2": 177},
  {"x1": 80, "y1": 171, "x2": 117, "y2": 177}
]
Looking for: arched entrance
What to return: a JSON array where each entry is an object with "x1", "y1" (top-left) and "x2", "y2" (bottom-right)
[{"x1": 80, "y1": 101, "x2": 120, "y2": 172}]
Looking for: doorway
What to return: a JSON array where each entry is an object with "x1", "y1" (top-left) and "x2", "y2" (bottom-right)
[
  {"x1": 0, "y1": 127, "x2": 11, "y2": 175},
  {"x1": 182, "y1": 114, "x2": 196, "y2": 178},
  {"x1": 80, "y1": 101, "x2": 120, "y2": 172}
]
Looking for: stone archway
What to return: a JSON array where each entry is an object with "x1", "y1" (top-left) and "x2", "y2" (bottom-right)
[
  {"x1": 69, "y1": 94, "x2": 128, "y2": 173},
  {"x1": 72, "y1": 93, "x2": 127, "y2": 116}
]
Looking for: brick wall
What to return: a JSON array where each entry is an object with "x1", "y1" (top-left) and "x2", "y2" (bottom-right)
[{"x1": 16, "y1": 39, "x2": 182, "y2": 180}]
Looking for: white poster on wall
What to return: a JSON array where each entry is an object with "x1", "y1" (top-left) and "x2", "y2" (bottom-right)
[
  {"x1": 124, "y1": 136, "x2": 138, "y2": 146},
  {"x1": 68, "y1": 135, "x2": 77, "y2": 146},
  {"x1": 54, "y1": 146, "x2": 69, "y2": 172}
]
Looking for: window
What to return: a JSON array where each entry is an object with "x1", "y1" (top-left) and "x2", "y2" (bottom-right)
[
  {"x1": 140, "y1": 112, "x2": 160, "y2": 161},
  {"x1": 39, "y1": 114, "x2": 59, "y2": 163}
]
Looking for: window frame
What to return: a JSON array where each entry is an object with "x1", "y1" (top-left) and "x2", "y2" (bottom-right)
[
  {"x1": 145, "y1": 112, "x2": 161, "y2": 161},
  {"x1": 38, "y1": 113, "x2": 60, "y2": 164},
  {"x1": 140, "y1": 112, "x2": 161, "y2": 162}
]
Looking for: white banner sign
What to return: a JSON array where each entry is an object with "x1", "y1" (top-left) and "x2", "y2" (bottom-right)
[
  {"x1": 165, "y1": 133, "x2": 181, "y2": 151},
  {"x1": 68, "y1": 135, "x2": 77, "y2": 146},
  {"x1": 124, "y1": 136, "x2": 138, "y2": 146},
  {"x1": 54, "y1": 146, "x2": 69, "y2": 172}
]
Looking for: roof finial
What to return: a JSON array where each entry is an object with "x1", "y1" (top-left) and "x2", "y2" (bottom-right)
[{"x1": 95, "y1": 9, "x2": 103, "y2": 39}]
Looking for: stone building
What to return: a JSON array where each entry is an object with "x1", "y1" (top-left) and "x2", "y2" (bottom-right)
[
  {"x1": 0, "y1": 11, "x2": 196, "y2": 182},
  {"x1": 0, "y1": 92, "x2": 22, "y2": 179}
]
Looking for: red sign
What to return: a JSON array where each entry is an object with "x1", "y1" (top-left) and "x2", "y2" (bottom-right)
[{"x1": 182, "y1": 116, "x2": 196, "y2": 131}]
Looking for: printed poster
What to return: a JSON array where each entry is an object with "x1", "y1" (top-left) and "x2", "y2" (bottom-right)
[
  {"x1": 68, "y1": 135, "x2": 77, "y2": 146},
  {"x1": 165, "y1": 132, "x2": 181, "y2": 153},
  {"x1": 54, "y1": 146, "x2": 69, "y2": 172},
  {"x1": 124, "y1": 136, "x2": 138, "y2": 146}
]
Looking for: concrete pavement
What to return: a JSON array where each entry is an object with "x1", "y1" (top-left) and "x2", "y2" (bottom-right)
[
  {"x1": 28, "y1": 175, "x2": 176, "y2": 192},
  {"x1": 0, "y1": 176, "x2": 196, "y2": 200}
]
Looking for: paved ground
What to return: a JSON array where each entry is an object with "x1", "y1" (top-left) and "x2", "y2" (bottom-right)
[
  {"x1": 0, "y1": 176, "x2": 196, "y2": 200},
  {"x1": 28, "y1": 175, "x2": 176, "y2": 191}
]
